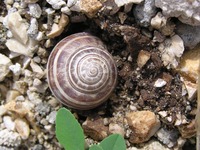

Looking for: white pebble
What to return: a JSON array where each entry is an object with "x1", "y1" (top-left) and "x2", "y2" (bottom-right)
[
  {"x1": 28, "y1": 3, "x2": 42, "y2": 18},
  {"x1": 9, "y1": 63, "x2": 22, "y2": 77},
  {"x1": 154, "y1": 78, "x2": 167, "y2": 87},
  {"x1": 3, "y1": 116, "x2": 15, "y2": 131},
  {"x1": 0, "y1": 54, "x2": 12, "y2": 81},
  {"x1": 15, "y1": 118, "x2": 30, "y2": 140}
]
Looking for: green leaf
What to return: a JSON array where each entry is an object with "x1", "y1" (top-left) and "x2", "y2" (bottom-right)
[
  {"x1": 99, "y1": 134, "x2": 126, "y2": 150},
  {"x1": 55, "y1": 108, "x2": 85, "y2": 150},
  {"x1": 89, "y1": 145, "x2": 103, "y2": 150}
]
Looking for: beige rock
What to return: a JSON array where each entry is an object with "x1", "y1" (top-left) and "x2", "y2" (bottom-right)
[
  {"x1": 178, "y1": 120, "x2": 196, "y2": 138},
  {"x1": 5, "y1": 12, "x2": 38, "y2": 57},
  {"x1": 137, "y1": 50, "x2": 151, "y2": 68},
  {"x1": 33, "y1": 78, "x2": 48, "y2": 93},
  {"x1": 6, "y1": 38, "x2": 37, "y2": 57},
  {"x1": 182, "y1": 80, "x2": 197, "y2": 101},
  {"x1": 177, "y1": 46, "x2": 200, "y2": 83},
  {"x1": 47, "y1": 14, "x2": 69, "y2": 38},
  {"x1": 109, "y1": 123, "x2": 125, "y2": 136},
  {"x1": 30, "y1": 60, "x2": 44, "y2": 79},
  {"x1": 6, "y1": 12, "x2": 28, "y2": 44},
  {"x1": 154, "y1": 78, "x2": 167, "y2": 88},
  {"x1": 0, "y1": 54, "x2": 12, "y2": 81},
  {"x1": 24, "y1": 0, "x2": 38, "y2": 3},
  {"x1": 15, "y1": 118, "x2": 30, "y2": 140},
  {"x1": 126, "y1": 111, "x2": 160, "y2": 143},
  {"x1": 80, "y1": 0, "x2": 102, "y2": 18},
  {"x1": 3, "y1": 116, "x2": 15, "y2": 131},
  {"x1": 82, "y1": 116, "x2": 109, "y2": 141},
  {"x1": 6, "y1": 90, "x2": 21, "y2": 102},
  {"x1": 4, "y1": 101, "x2": 30, "y2": 117},
  {"x1": 12, "y1": 81, "x2": 27, "y2": 95}
]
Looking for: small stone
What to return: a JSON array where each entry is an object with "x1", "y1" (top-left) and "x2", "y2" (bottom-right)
[
  {"x1": 46, "y1": 111, "x2": 57, "y2": 124},
  {"x1": 6, "y1": 38, "x2": 37, "y2": 57},
  {"x1": 158, "y1": 35, "x2": 184, "y2": 68},
  {"x1": 154, "y1": 78, "x2": 167, "y2": 88},
  {"x1": 33, "y1": 78, "x2": 48, "y2": 93},
  {"x1": 9, "y1": 63, "x2": 22, "y2": 79},
  {"x1": 12, "y1": 81, "x2": 27, "y2": 94},
  {"x1": 80, "y1": 0, "x2": 102, "y2": 18},
  {"x1": 0, "y1": 54, "x2": 12, "y2": 81},
  {"x1": 137, "y1": 50, "x2": 151, "y2": 68},
  {"x1": 30, "y1": 60, "x2": 44, "y2": 79},
  {"x1": 177, "y1": 45, "x2": 200, "y2": 82},
  {"x1": 114, "y1": 0, "x2": 143, "y2": 7},
  {"x1": 4, "y1": 101, "x2": 31, "y2": 117},
  {"x1": 151, "y1": 12, "x2": 167, "y2": 29},
  {"x1": 47, "y1": 97, "x2": 59, "y2": 107},
  {"x1": 0, "y1": 84, "x2": 8, "y2": 99},
  {"x1": 82, "y1": 116, "x2": 109, "y2": 141},
  {"x1": 158, "y1": 111, "x2": 167, "y2": 118},
  {"x1": 27, "y1": 18, "x2": 39, "y2": 38},
  {"x1": 6, "y1": 90, "x2": 21, "y2": 102},
  {"x1": 35, "y1": 102, "x2": 51, "y2": 116},
  {"x1": 155, "y1": 0, "x2": 200, "y2": 26},
  {"x1": 46, "y1": 0, "x2": 66, "y2": 9},
  {"x1": 156, "y1": 128, "x2": 179, "y2": 148},
  {"x1": 47, "y1": 14, "x2": 69, "y2": 38},
  {"x1": 67, "y1": 0, "x2": 77, "y2": 7},
  {"x1": 126, "y1": 111, "x2": 160, "y2": 143},
  {"x1": 109, "y1": 123, "x2": 125, "y2": 137},
  {"x1": 4, "y1": 0, "x2": 14, "y2": 5},
  {"x1": 28, "y1": 3, "x2": 42, "y2": 18},
  {"x1": 0, "y1": 129, "x2": 21, "y2": 147},
  {"x1": 15, "y1": 118, "x2": 30, "y2": 140},
  {"x1": 0, "y1": 106, "x2": 7, "y2": 116},
  {"x1": 178, "y1": 120, "x2": 196, "y2": 138},
  {"x1": 24, "y1": 0, "x2": 38, "y2": 3},
  {"x1": 15, "y1": 95, "x2": 25, "y2": 101},
  {"x1": 182, "y1": 80, "x2": 197, "y2": 101},
  {"x1": 27, "y1": 90, "x2": 42, "y2": 104},
  {"x1": 133, "y1": 0, "x2": 157, "y2": 27},
  {"x1": 3, "y1": 116, "x2": 15, "y2": 131},
  {"x1": 61, "y1": 6, "x2": 71, "y2": 15},
  {"x1": 5, "y1": 11, "x2": 28, "y2": 44}
]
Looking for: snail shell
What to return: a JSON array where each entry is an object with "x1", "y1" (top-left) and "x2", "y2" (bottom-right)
[{"x1": 47, "y1": 32, "x2": 117, "y2": 110}]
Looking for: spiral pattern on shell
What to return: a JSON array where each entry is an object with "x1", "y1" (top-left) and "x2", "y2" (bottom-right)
[{"x1": 47, "y1": 32, "x2": 118, "y2": 110}]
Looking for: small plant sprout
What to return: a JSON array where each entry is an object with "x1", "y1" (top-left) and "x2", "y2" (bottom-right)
[{"x1": 55, "y1": 108, "x2": 126, "y2": 150}]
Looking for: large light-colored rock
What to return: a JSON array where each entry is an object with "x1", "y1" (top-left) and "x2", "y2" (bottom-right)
[
  {"x1": 114, "y1": 0, "x2": 143, "y2": 7},
  {"x1": 0, "y1": 54, "x2": 12, "y2": 81},
  {"x1": 0, "y1": 129, "x2": 21, "y2": 147},
  {"x1": 47, "y1": 14, "x2": 69, "y2": 38},
  {"x1": 15, "y1": 118, "x2": 30, "y2": 140},
  {"x1": 158, "y1": 35, "x2": 184, "y2": 68},
  {"x1": 80, "y1": 0, "x2": 102, "y2": 18},
  {"x1": 4, "y1": 12, "x2": 38, "y2": 57},
  {"x1": 3, "y1": 116, "x2": 15, "y2": 131},
  {"x1": 5, "y1": 12, "x2": 28, "y2": 44},
  {"x1": 176, "y1": 23, "x2": 200, "y2": 49},
  {"x1": 155, "y1": 0, "x2": 200, "y2": 26},
  {"x1": 177, "y1": 46, "x2": 200, "y2": 82},
  {"x1": 126, "y1": 111, "x2": 160, "y2": 143},
  {"x1": 133, "y1": 0, "x2": 157, "y2": 27}
]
